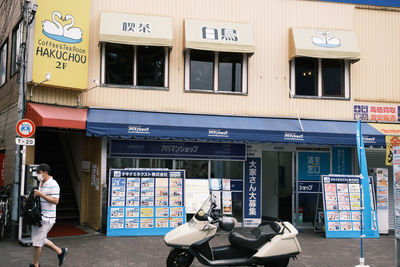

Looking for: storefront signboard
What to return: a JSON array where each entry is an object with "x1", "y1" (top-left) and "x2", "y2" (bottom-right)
[
  {"x1": 298, "y1": 181, "x2": 321, "y2": 193},
  {"x1": 321, "y1": 175, "x2": 379, "y2": 238},
  {"x1": 298, "y1": 152, "x2": 330, "y2": 181},
  {"x1": 110, "y1": 140, "x2": 246, "y2": 160},
  {"x1": 107, "y1": 169, "x2": 185, "y2": 236},
  {"x1": 354, "y1": 104, "x2": 398, "y2": 122},
  {"x1": 244, "y1": 158, "x2": 261, "y2": 227},
  {"x1": 332, "y1": 147, "x2": 351, "y2": 174},
  {"x1": 32, "y1": 0, "x2": 90, "y2": 89},
  {"x1": 393, "y1": 146, "x2": 400, "y2": 239}
]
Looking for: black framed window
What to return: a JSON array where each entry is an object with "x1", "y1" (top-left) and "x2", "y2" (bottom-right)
[
  {"x1": 292, "y1": 57, "x2": 349, "y2": 99},
  {"x1": 137, "y1": 46, "x2": 165, "y2": 87},
  {"x1": 11, "y1": 21, "x2": 23, "y2": 76},
  {"x1": 295, "y1": 57, "x2": 317, "y2": 96},
  {"x1": 104, "y1": 43, "x2": 133, "y2": 85},
  {"x1": 322, "y1": 59, "x2": 344, "y2": 97},
  {"x1": 0, "y1": 41, "x2": 7, "y2": 87},
  {"x1": 186, "y1": 49, "x2": 247, "y2": 93},
  {"x1": 218, "y1": 52, "x2": 242, "y2": 92},
  {"x1": 190, "y1": 50, "x2": 214, "y2": 90},
  {"x1": 103, "y1": 43, "x2": 168, "y2": 88}
]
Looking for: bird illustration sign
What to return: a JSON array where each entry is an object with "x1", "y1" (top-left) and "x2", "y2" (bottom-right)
[{"x1": 31, "y1": 0, "x2": 90, "y2": 90}]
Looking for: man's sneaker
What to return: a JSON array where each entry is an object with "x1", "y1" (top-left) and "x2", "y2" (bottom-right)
[{"x1": 58, "y1": 248, "x2": 68, "y2": 266}]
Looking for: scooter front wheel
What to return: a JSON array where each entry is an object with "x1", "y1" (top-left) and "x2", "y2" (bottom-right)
[
  {"x1": 166, "y1": 248, "x2": 195, "y2": 267},
  {"x1": 264, "y1": 258, "x2": 289, "y2": 267}
]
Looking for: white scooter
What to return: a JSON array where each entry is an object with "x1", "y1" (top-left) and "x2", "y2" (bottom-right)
[{"x1": 164, "y1": 196, "x2": 301, "y2": 266}]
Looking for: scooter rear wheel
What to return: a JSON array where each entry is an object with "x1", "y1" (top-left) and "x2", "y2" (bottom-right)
[
  {"x1": 264, "y1": 258, "x2": 289, "y2": 267},
  {"x1": 166, "y1": 248, "x2": 195, "y2": 267}
]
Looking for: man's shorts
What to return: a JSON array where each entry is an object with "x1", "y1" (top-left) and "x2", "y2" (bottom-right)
[{"x1": 31, "y1": 220, "x2": 54, "y2": 247}]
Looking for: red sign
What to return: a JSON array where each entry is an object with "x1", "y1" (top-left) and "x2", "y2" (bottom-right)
[{"x1": 16, "y1": 119, "x2": 36, "y2": 138}]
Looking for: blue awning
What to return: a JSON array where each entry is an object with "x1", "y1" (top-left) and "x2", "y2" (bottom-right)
[{"x1": 86, "y1": 109, "x2": 385, "y2": 147}]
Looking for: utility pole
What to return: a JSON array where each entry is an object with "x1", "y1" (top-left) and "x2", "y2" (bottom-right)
[{"x1": 10, "y1": 0, "x2": 37, "y2": 241}]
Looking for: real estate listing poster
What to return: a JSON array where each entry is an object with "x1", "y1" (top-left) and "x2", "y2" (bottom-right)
[
  {"x1": 107, "y1": 169, "x2": 186, "y2": 236},
  {"x1": 321, "y1": 175, "x2": 379, "y2": 238}
]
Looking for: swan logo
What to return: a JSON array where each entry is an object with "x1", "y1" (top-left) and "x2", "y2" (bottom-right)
[
  {"x1": 312, "y1": 30, "x2": 340, "y2": 48},
  {"x1": 42, "y1": 11, "x2": 83, "y2": 44}
]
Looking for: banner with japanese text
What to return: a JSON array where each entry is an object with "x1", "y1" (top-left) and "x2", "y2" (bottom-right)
[
  {"x1": 244, "y1": 158, "x2": 261, "y2": 227},
  {"x1": 32, "y1": 0, "x2": 90, "y2": 89}
]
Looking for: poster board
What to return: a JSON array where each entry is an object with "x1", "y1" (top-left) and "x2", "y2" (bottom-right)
[
  {"x1": 107, "y1": 169, "x2": 185, "y2": 236},
  {"x1": 185, "y1": 179, "x2": 210, "y2": 213},
  {"x1": 321, "y1": 175, "x2": 379, "y2": 238},
  {"x1": 374, "y1": 168, "x2": 389, "y2": 234}
]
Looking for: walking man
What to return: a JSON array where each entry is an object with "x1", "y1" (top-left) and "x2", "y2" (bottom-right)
[{"x1": 30, "y1": 163, "x2": 68, "y2": 267}]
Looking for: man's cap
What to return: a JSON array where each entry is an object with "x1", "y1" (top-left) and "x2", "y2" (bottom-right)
[{"x1": 36, "y1": 163, "x2": 51, "y2": 173}]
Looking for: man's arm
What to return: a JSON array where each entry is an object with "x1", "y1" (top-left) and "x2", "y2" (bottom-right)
[{"x1": 34, "y1": 189, "x2": 59, "y2": 205}]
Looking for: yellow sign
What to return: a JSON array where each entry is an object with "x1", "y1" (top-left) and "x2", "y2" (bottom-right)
[
  {"x1": 386, "y1": 136, "x2": 400, "y2": 165},
  {"x1": 32, "y1": 0, "x2": 90, "y2": 90}
]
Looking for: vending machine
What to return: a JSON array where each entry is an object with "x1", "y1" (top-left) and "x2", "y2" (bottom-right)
[{"x1": 18, "y1": 164, "x2": 39, "y2": 246}]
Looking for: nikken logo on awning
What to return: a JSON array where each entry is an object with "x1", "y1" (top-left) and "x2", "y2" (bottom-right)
[
  {"x1": 128, "y1": 126, "x2": 150, "y2": 134},
  {"x1": 208, "y1": 129, "x2": 229, "y2": 138},
  {"x1": 284, "y1": 132, "x2": 304, "y2": 141}
]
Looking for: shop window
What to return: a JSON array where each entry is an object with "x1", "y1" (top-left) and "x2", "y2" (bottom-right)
[
  {"x1": 11, "y1": 21, "x2": 23, "y2": 76},
  {"x1": 185, "y1": 49, "x2": 247, "y2": 94},
  {"x1": 139, "y1": 159, "x2": 172, "y2": 169},
  {"x1": 211, "y1": 161, "x2": 243, "y2": 179},
  {"x1": 0, "y1": 41, "x2": 7, "y2": 87},
  {"x1": 107, "y1": 158, "x2": 137, "y2": 169},
  {"x1": 102, "y1": 43, "x2": 169, "y2": 88},
  {"x1": 176, "y1": 160, "x2": 209, "y2": 179},
  {"x1": 290, "y1": 57, "x2": 349, "y2": 99}
]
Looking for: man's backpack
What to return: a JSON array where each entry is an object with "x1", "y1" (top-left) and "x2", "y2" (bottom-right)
[{"x1": 22, "y1": 187, "x2": 42, "y2": 227}]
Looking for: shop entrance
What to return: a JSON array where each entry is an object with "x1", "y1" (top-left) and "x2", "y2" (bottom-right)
[{"x1": 262, "y1": 151, "x2": 292, "y2": 221}]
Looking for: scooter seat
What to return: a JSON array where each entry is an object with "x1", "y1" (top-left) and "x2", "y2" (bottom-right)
[{"x1": 229, "y1": 223, "x2": 279, "y2": 250}]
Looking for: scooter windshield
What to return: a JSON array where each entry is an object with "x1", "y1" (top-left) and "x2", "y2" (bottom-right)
[{"x1": 193, "y1": 195, "x2": 213, "y2": 222}]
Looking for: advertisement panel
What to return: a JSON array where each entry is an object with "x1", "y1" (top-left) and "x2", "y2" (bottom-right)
[
  {"x1": 322, "y1": 175, "x2": 379, "y2": 238},
  {"x1": 244, "y1": 158, "x2": 261, "y2": 227},
  {"x1": 107, "y1": 169, "x2": 185, "y2": 236},
  {"x1": 298, "y1": 152, "x2": 330, "y2": 181},
  {"x1": 32, "y1": 0, "x2": 90, "y2": 89}
]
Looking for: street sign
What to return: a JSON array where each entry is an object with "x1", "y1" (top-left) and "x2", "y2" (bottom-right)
[
  {"x1": 16, "y1": 119, "x2": 36, "y2": 138},
  {"x1": 15, "y1": 138, "x2": 35, "y2": 146}
]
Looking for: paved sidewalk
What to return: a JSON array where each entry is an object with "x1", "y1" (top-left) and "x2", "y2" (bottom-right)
[{"x1": 0, "y1": 229, "x2": 395, "y2": 267}]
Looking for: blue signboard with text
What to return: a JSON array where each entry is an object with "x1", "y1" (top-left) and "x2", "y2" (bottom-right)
[
  {"x1": 110, "y1": 140, "x2": 246, "y2": 160},
  {"x1": 244, "y1": 158, "x2": 261, "y2": 227},
  {"x1": 332, "y1": 147, "x2": 351, "y2": 174},
  {"x1": 298, "y1": 152, "x2": 330, "y2": 181}
]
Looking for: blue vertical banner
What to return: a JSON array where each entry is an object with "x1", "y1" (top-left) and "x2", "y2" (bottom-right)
[
  {"x1": 332, "y1": 147, "x2": 352, "y2": 174},
  {"x1": 298, "y1": 152, "x2": 331, "y2": 181},
  {"x1": 356, "y1": 120, "x2": 374, "y2": 237},
  {"x1": 244, "y1": 158, "x2": 261, "y2": 227}
]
